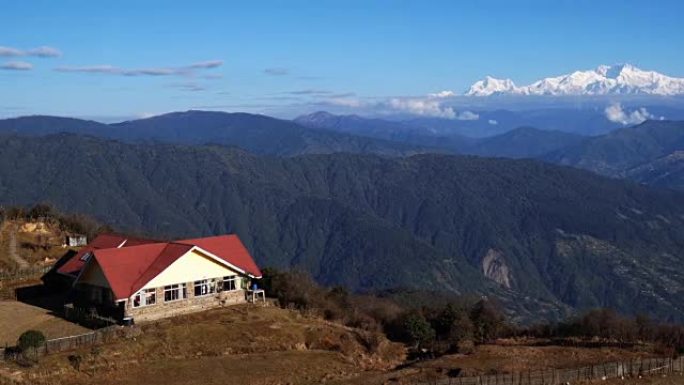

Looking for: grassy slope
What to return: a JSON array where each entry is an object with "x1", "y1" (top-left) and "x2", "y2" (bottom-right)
[
  {"x1": 4, "y1": 305, "x2": 666, "y2": 385},
  {"x1": 20, "y1": 305, "x2": 404, "y2": 385}
]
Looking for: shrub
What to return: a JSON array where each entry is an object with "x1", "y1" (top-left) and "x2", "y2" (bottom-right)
[
  {"x1": 456, "y1": 338, "x2": 475, "y2": 354},
  {"x1": 68, "y1": 354, "x2": 83, "y2": 371},
  {"x1": 470, "y1": 299, "x2": 504, "y2": 343},
  {"x1": 356, "y1": 330, "x2": 384, "y2": 353},
  {"x1": 449, "y1": 313, "x2": 475, "y2": 345},
  {"x1": 28, "y1": 203, "x2": 57, "y2": 219},
  {"x1": 17, "y1": 330, "x2": 46, "y2": 363},
  {"x1": 395, "y1": 311, "x2": 436, "y2": 349},
  {"x1": 18, "y1": 330, "x2": 46, "y2": 352}
]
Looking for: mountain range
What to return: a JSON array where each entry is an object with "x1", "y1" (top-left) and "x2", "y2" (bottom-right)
[
  {"x1": 296, "y1": 111, "x2": 588, "y2": 157},
  {"x1": 0, "y1": 112, "x2": 426, "y2": 157},
  {"x1": 4, "y1": 111, "x2": 684, "y2": 189},
  {"x1": 295, "y1": 112, "x2": 684, "y2": 190},
  {"x1": 465, "y1": 64, "x2": 684, "y2": 96},
  {"x1": 2, "y1": 133, "x2": 684, "y2": 322}
]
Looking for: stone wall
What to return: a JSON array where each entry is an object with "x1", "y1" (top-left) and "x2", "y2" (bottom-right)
[{"x1": 125, "y1": 283, "x2": 247, "y2": 322}]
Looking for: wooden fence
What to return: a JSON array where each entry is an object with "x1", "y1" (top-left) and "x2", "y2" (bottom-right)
[
  {"x1": 2, "y1": 325, "x2": 122, "y2": 360},
  {"x1": 41, "y1": 326, "x2": 118, "y2": 354},
  {"x1": 414, "y1": 356, "x2": 684, "y2": 385}
]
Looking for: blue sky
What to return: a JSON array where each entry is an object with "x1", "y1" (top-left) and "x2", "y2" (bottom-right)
[{"x1": 0, "y1": 0, "x2": 682, "y2": 121}]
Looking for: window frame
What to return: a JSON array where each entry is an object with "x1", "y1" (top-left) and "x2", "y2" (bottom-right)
[
  {"x1": 193, "y1": 279, "x2": 216, "y2": 297},
  {"x1": 132, "y1": 288, "x2": 157, "y2": 308},
  {"x1": 163, "y1": 283, "x2": 187, "y2": 302},
  {"x1": 222, "y1": 276, "x2": 238, "y2": 292}
]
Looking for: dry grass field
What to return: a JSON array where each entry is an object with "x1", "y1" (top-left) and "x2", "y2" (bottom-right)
[
  {"x1": 0, "y1": 300, "x2": 90, "y2": 346},
  {"x1": 9, "y1": 304, "x2": 405, "y2": 385},
  {"x1": 411, "y1": 343, "x2": 657, "y2": 376},
  {"x1": 604, "y1": 375, "x2": 684, "y2": 385},
  {"x1": 327, "y1": 343, "x2": 662, "y2": 385},
  {"x1": 0, "y1": 303, "x2": 670, "y2": 385}
]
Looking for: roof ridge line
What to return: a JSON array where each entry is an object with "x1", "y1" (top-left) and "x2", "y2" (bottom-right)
[{"x1": 127, "y1": 242, "x2": 194, "y2": 297}]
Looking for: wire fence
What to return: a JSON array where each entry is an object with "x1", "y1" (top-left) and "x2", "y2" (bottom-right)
[
  {"x1": 413, "y1": 356, "x2": 684, "y2": 385},
  {"x1": 0, "y1": 266, "x2": 50, "y2": 281}
]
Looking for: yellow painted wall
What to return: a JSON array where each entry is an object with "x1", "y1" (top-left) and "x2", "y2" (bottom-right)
[
  {"x1": 141, "y1": 249, "x2": 240, "y2": 290},
  {"x1": 79, "y1": 260, "x2": 111, "y2": 288}
]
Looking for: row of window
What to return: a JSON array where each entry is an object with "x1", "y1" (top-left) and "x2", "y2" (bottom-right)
[{"x1": 132, "y1": 276, "x2": 241, "y2": 308}]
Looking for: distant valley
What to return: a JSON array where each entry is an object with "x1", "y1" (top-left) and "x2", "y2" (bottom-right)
[
  {"x1": 3, "y1": 110, "x2": 684, "y2": 321},
  {"x1": 2, "y1": 133, "x2": 684, "y2": 322}
]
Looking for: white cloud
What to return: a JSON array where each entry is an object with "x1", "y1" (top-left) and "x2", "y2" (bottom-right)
[
  {"x1": 387, "y1": 97, "x2": 456, "y2": 119},
  {"x1": 289, "y1": 89, "x2": 332, "y2": 95},
  {"x1": 456, "y1": 110, "x2": 479, "y2": 121},
  {"x1": 303, "y1": 90, "x2": 472, "y2": 120},
  {"x1": 0, "y1": 61, "x2": 33, "y2": 70},
  {"x1": 167, "y1": 82, "x2": 206, "y2": 92},
  {"x1": 327, "y1": 97, "x2": 364, "y2": 108},
  {"x1": 201, "y1": 73, "x2": 223, "y2": 80},
  {"x1": 428, "y1": 90, "x2": 456, "y2": 98},
  {"x1": 0, "y1": 45, "x2": 61, "y2": 58},
  {"x1": 54, "y1": 60, "x2": 223, "y2": 78},
  {"x1": 488, "y1": 119, "x2": 498, "y2": 125},
  {"x1": 187, "y1": 60, "x2": 223, "y2": 69},
  {"x1": 263, "y1": 67, "x2": 289, "y2": 76},
  {"x1": 604, "y1": 103, "x2": 660, "y2": 125}
]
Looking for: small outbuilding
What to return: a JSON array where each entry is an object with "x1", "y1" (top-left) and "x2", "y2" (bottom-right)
[{"x1": 64, "y1": 233, "x2": 87, "y2": 247}]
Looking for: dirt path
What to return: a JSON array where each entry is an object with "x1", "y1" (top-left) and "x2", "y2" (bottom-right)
[{"x1": 1, "y1": 223, "x2": 30, "y2": 269}]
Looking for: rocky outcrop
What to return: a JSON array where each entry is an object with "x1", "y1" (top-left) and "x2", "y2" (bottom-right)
[{"x1": 481, "y1": 249, "x2": 512, "y2": 289}]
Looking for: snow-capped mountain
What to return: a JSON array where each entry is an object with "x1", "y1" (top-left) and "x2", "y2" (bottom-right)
[
  {"x1": 465, "y1": 64, "x2": 684, "y2": 96},
  {"x1": 465, "y1": 76, "x2": 518, "y2": 96}
]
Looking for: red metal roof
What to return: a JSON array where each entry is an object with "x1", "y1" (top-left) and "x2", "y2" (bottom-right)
[
  {"x1": 94, "y1": 242, "x2": 193, "y2": 300},
  {"x1": 56, "y1": 233, "x2": 158, "y2": 276},
  {"x1": 178, "y1": 234, "x2": 262, "y2": 278},
  {"x1": 74, "y1": 233, "x2": 262, "y2": 300}
]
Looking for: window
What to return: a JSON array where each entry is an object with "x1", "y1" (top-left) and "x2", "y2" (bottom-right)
[
  {"x1": 164, "y1": 284, "x2": 187, "y2": 302},
  {"x1": 79, "y1": 252, "x2": 92, "y2": 262},
  {"x1": 194, "y1": 279, "x2": 216, "y2": 297},
  {"x1": 132, "y1": 288, "x2": 156, "y2": 308},
  {"x1": 223, "y1": 276, "x2": 238, "y2": 291}
]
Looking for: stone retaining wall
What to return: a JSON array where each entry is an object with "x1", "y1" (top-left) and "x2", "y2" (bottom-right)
[{"x1": 126, "y1": 286, "x2": 247, "y2": 322}]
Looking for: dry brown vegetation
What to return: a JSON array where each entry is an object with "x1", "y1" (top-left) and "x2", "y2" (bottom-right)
[
  {"x1": 6, "y1": 304, "x2": 405, "y2": 385},
  {"x1": 603, "y1": 374, "x2": 684, "y2": 385},
  {"x1": 330, "y1": 342, "x2": 664, "y2": 385},
  {"x1": 2, "y1": 303, "x2": 671, "y2": 385},
  {"x1": 408, "y1": 343, "x2": 657, "y2": 376},
  {"x1": 0, "y1": 203, "x2": 111, "y2": 272}
]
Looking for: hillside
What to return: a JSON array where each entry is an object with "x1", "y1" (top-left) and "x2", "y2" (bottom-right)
[
  {"x1": 11, "y1": 305, "x2": 405, "y2": 385},
  {"x1": 466, "y1": 127, "x2": 585, "y2": 158},
  {"x1": 295, "y1": 112, "x2": 586, "y2": 157},
  {"x1": 623, "y1": 151, "x2": 684, "y2": 190},
  {"x1": 544, "y1": 120, "x2": 684, "y2": 188},
  {"x1": 2, "y1": 135, "x2": 684, "y2": 321},
  {"x1": 0, "y1": 111, "x2": 426, "y2": 157},
  {"x1": 6, "y1": 304, "x2": 668, "y2": 385},
  {"x1": 294, "y1": 111, "x2": 473, "y2": 152}
]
